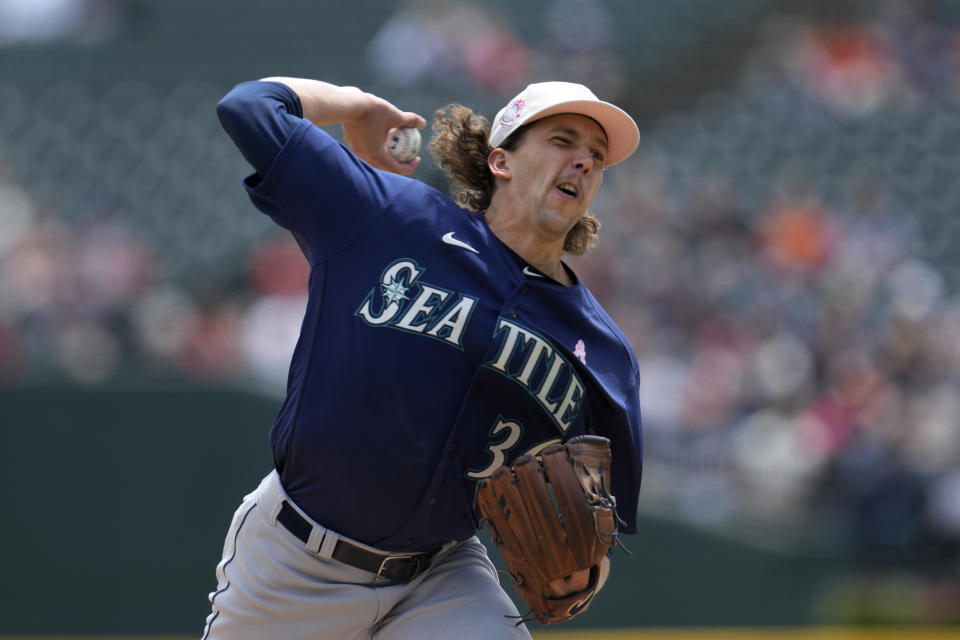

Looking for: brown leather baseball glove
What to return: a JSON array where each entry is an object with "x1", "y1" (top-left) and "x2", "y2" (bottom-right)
[{"x1": 475, "y1": 435, "x2": 621, "y2": 625}]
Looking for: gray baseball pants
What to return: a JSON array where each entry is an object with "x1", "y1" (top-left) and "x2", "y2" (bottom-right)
[{"x1": 202, "y1": 470, "x2": 532, "y2": 639}]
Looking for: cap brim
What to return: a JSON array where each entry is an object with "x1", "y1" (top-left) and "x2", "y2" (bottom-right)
[{"x1": 514, "y1": 99, "x2": 640, "y2": 166}]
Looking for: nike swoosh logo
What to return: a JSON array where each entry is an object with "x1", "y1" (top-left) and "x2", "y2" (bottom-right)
[
  {"x1": 441, "y1": 232, "x2": 479, "y2": 254},
  {"x1": 522, "y1": 266, "x2": 545, "y2": 278}
]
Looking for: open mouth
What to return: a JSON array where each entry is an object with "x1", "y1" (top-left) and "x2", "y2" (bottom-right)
[{"x1": 556, "y1": 183, "x2": 578, "y2": 198}]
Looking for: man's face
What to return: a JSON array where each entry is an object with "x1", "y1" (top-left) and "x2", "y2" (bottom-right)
[{"x1": 501, "y1": 113, "x2": 609, "y2": 237}]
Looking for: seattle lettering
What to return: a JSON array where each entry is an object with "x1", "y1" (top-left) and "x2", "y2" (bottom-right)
[{"x1": 486, "y1": 318, "x2": 584, "y2": 432}]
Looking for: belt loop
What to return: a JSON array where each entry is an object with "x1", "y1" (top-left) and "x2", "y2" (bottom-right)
[
  {"x1": 317, "y1": 529, "x2": 339, "y2": 559},
  {"x1": 267, "y1": 499, "x2": 284, "y2": 525},
  {"x1": 265, "y1": 471, "x2": 285, "y2": 525},
  {"x1": 306, "y1": 524, "x2": 327, "y2": 554}
]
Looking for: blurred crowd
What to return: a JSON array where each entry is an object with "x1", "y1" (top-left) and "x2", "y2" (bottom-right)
[
  {"x1": 1, "y1": 0, "x2": 959, "y2": 595},
  {"x1": 600, "y1": 1, "x2": 960, "y2": 582},
  {"x1": 367, "y1": 0, "x2": 629, "y2": 101},
  {"x1": 0, "y1": 172, "x2": 307, "y2": 389},
  {"x1": 599, "y1": 0, "x2": 960, "y2": 571}
]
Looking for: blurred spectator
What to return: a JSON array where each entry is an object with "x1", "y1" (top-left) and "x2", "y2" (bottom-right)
[
  {"x1": 367, "y1": 0, "x2": 530, "y2": 95},
  {"x1": 238, "y1": 293, "x2": 306, "y2": 393},
  {"x1": 131, "y1": 285, "x2": 200, "y2": 368},
  {"x1": 248, "y1": 235, "x2": 310, "y2": 297},
  {"x1": 240, "y1": 235, "x2": 309, "y2": 392},
  {"x1": 540, "y1": 0, "x2": 627, "y2": 99},
  {"x1": 755, "y1": 193, "x2": 836, "y2": 276},
  {"x1": 76, "y1": 221, "x2": 156, "y2": 314},
  {"x1": 180, "y1": 300, "x2": 243, "y2": 381},
  {"x1": 0, "y1": 0, "x2": 129, "y2": 45},
  {"x1": 788, "y1": 23, "x2": 901, "y2": 116}
]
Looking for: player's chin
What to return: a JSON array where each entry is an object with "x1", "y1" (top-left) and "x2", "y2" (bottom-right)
[
  {"x1": 546, "y1": 199, "x2": 587, "y2": 224},
  {"x1": 538, "y1": 204, "x2": 581, "y2": 230}
]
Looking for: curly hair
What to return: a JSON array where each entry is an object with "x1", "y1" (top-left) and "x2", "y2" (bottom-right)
[{"x1": 429, "y1": 104, "x2": 599, "y2": 257}]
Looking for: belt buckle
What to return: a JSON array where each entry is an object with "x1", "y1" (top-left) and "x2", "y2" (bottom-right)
[{"x1": 376, "y1": 553, "x2": 421, "y2": 582}]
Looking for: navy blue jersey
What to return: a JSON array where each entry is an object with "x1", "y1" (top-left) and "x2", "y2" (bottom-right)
[{"x1": 218, "y1": 82, "x2": 643, "y2": 552}]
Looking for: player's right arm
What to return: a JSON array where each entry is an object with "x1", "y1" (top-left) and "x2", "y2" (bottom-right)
[
  {"x1": 216, "y1": 78, "x2": 424, "y2": 176},
  {"x1": 216, "y1": 80, "x2": 304, "y2": 176},
  {"x1": 216, "y1": 79, "x2": 424, "y2": 262},
  {"x1": 259, "y1": 77, "x2": 425, "y2": 175}
]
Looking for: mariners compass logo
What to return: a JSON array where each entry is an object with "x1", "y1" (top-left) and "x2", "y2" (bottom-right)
[{"x1": 381, "y1": 276, "x2": 410, "y2": 305}]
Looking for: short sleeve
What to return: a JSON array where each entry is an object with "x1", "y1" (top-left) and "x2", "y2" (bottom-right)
[{"x1": 244, "y1": 120, "x2": 415, "y2": 264}]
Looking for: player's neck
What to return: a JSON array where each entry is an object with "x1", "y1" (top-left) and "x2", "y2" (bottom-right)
[{"x1": 485, "y1": 204, "x2": 572, "y2": 285}]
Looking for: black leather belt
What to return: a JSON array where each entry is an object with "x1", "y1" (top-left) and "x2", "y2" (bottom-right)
[{"x1": 277, "y1": 501, "x2": 439, "y2": 584}]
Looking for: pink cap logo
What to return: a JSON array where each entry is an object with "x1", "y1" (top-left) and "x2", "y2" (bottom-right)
[{"x1": 500, "y1": 98, "x2": 525, "y2": 125}]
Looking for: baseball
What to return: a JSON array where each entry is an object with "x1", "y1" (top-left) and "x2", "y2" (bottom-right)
[{"x1": 387, "y1": 127, "x2": 421, "y2": 163}]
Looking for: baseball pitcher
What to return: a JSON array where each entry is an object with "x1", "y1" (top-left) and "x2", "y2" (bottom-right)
[{"x1": 203, "y1": 76, "x2": 643, "y2": 639}]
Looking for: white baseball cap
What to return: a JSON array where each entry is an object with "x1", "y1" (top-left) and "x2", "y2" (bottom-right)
[{"x1": 488, "y1": 81, "x2": 640, "y2": 167}]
